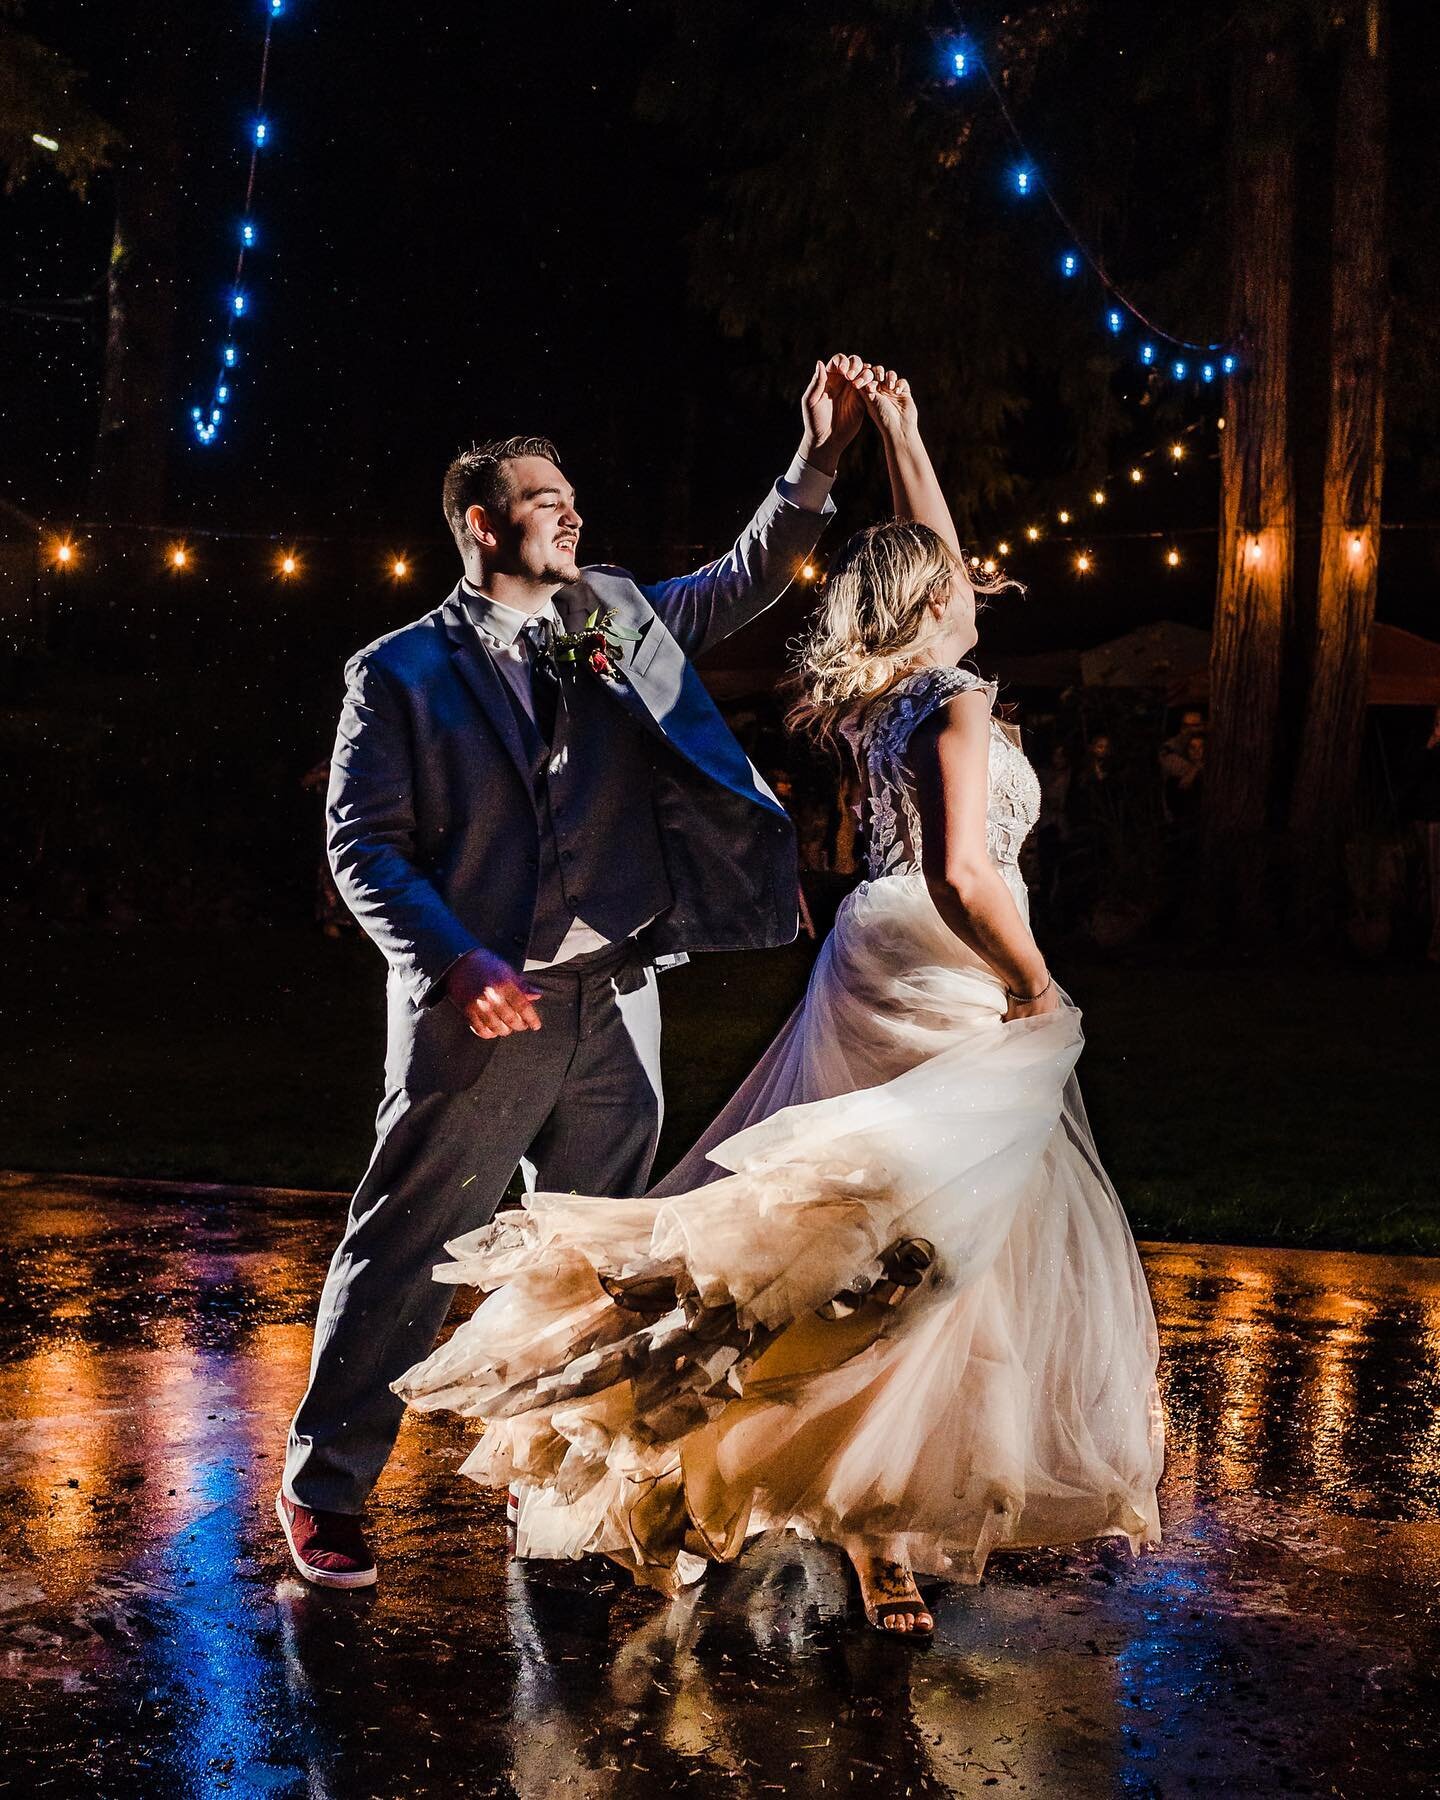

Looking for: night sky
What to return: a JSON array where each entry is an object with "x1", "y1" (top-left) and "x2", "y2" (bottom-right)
[{"x1": 5, "y1": 2, "x2": 1439, "y2": 659}]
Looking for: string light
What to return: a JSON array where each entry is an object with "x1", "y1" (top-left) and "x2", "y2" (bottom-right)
[
  {"x1": 1130, "y1": 467, "x2": 1144, "y2": 484},
  {"x1": 1222, "y1": 355, "x2": 1237, "y2": 375},
  {"x1": 279, "y1": 551, "x2": 299, "y2": 576},
  {"x1": 945, "y1": 29, "x2": 1231, "y2": 369},
  {"x1": 188, "y1": 1, "x2": 287, "y2": 446},
  {"x1": 1074, "y1": 552, "x2": 1092, "y2": 574},
  {"x1": 996, "y1": 539, "x2": 1011, "y2": 555},
  {"x1": 1058, "y1": 509, "x2": 1071, "y2": 525},
  {"x1": 54, "y1": 540, "x2": 74, "y2": 566},
  {"x1": 1170, "y1": 442, "x2": 1186, "y2": 461},
  {"x1": 1140, "y1": 343, "x2": 1156, "y2": 366},
  {"x1": 391, "y1": 557, "x2": 410, "y2": 578},
  {"x1": 1201, "y1": 363, "x2": 1215, "y2": 384},
  {"x1": 1165, "y1": 548, "x2": 1181, "y2": 567},
  {"x1": 1349, "y1": 534, "x2": 1363, "y2": 557},
  {"x1": 980, "y1": 557, "x2": 998, "y2": 574},
  {"x1": 1248, "y1": 539, "x2": 1263, "y2": 563},
  {"x1": 1026, "y1": 525, "x2": 1041, "y2": 541},
  {"x1": 32, "y1": 133, "x2": 59, "y2": 152},
  {"x1": 1091, "y1": 489, "x2": 1106, "y2": 506},
  {"x1": 169, "y1": 545, "x2": 189, "y2": 569},
  {"x1": 801, "y1": 562, "x2": 817, "y2": 582}
]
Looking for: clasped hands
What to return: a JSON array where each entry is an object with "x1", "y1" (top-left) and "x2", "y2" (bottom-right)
[{"x1": 800, "y1": 353, "x2": 919, "y2": 474}]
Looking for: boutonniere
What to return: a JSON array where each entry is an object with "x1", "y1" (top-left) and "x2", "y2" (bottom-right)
[{"x1": 550, "y1": 608, "x2": 644, "y2": 681}]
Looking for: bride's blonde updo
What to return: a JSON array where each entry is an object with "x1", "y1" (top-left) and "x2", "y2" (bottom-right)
[{"x1": 788, "y1": 520, "x2": 1009, "y2": 744}]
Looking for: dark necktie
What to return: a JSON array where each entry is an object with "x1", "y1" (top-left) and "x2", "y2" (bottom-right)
[{"x1": 521, "y1": 616, "x2": 560, "y2": 747}]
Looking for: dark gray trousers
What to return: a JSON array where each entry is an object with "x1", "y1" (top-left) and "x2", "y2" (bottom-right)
[{"x1": 283, "y1": 943, "x2": 662, "y2": 1514}]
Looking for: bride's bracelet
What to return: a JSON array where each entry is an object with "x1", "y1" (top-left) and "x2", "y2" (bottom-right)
[{"x1": 1005, "y1": 976, "x2": 1054, "y2": 1004}]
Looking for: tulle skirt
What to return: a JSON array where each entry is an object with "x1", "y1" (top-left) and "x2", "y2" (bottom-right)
[{"x1": 394, "y1": 869, "x2": 1164, "y2": 1591}]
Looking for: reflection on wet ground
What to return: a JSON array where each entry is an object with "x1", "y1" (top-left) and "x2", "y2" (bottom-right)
[{"x1": 3, "y1": 1173, "x2": 1440, "y2": 1797}]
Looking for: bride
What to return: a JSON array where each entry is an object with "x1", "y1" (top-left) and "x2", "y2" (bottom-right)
[{"x1": 394, "y1": 363, "x2": 1164, "y2": 1638}]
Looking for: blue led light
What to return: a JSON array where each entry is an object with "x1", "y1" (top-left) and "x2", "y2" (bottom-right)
[
  {"x1": 1171, "y1": 359, "x2": 1188, "y2": 380},
  {"x1": 217, "y1": 385, "x2": 230, "y2": 402},
  {"x1": 242, "y1": 221, "x2": 257, "y2": 246},
  {"x1": 1014, "y1": 167, "x2": 1032, "y2": 195},
  {"x1": 254, "y1": 119, "x2": 269, "y2": 146},
  {"x1": 223, "y1": 344, "x2": 238, "y2": 367},
  {"x1": 1107, "y1": 309, "x2": 1124, "y2": 335},
  {"x1": 212, "y1": 407, "x2": 223, "y2": 423},
  {"x1": 232, "y1": 291, "x2": 247, "y2": 316},
  {"x1": 1061, "y1": 251, "x2": 1078, "y2": 277},
  {"x1": 191, "y1": 406, "x2": 203, "y2": 421},
  {"x1": 1201, "y1": 362, "x2": 1215, "y2": 383},
  {"x1": 1222, "y1": 354, "x2": 1237, "y2": 374},
  {"x1": 269, "y1": 0, "x2": 285, "y2": 13},
  {"x1": 1140, "y1": 343, "x2": 1156, "y2": 366}
]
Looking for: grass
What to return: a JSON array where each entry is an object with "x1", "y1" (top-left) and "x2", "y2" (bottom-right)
[{"x1": 3, "y1": 925, "x2": 1437, "y2": 1254}]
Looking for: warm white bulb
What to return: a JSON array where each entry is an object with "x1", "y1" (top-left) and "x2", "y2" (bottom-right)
[
  {"x1": 997, "y1": 540, "x2": 1011, "y2": 556},
  {"x1": 393, "y1": 559, "x2": 409, "y2": 578},
  {"x1": 1092, "y1": 490, "x2": 1106, "y2": 506},
  {"x1": 1166, "y1": 549, "x2": 1181, "y2": 568},
  {"x1": 1170, "y1": 443, "x2": 1185, "y2": 461},
  {"x1": 981, "y1": 558, "x2": 997, "y2": 575},
  {"x1": 1075, "y1": 553, "x2": 1092, "y2": 574},
  {"x1": 1130, "y1": 467, "x2": 1144, "y2": 484},
  {"x1": 1026, "y1": 526, "x2": 1041, "y2": 542},
  {"x1": 1058, "y1": 510, "x2": 1071, "y2": 525}
]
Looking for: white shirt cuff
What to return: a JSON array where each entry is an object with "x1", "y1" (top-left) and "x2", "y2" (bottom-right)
[{"x1": 777, "y1": 452, "x2": 836, "y2": 513}]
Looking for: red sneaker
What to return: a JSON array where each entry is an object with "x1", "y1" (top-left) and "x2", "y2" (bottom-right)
[{"x1": 275, "y1": 1492, "x2": 377, "y2": 1589}]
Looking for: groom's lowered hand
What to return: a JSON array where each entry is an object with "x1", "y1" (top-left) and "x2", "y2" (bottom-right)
[{"x1": 442, "y1": 947, "x2": 543, "y2": 1038}]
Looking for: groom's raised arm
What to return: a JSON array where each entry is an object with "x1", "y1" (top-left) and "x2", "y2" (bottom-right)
[
  {"x1": 326, "y1": 654, "x2": 481, "y2": 1008},
  {"x1": 638, "y1": 356, "x2": 865, "y2": 660}
]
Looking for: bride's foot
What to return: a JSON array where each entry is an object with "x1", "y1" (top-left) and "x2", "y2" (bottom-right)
[{"x1": 852, "y1": 1553, "x2": 934, "y2": 1638}]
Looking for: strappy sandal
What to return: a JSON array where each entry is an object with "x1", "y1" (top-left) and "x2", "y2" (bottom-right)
[{"x1": 854, "y1": 1557, "x2": 935, "y2": 1640}]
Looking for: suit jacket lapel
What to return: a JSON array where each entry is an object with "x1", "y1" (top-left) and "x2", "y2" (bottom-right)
[
  {"x1": 552, "y1": 586, "x2": 665, "y2": 741},
  {"x1": 440, "y1": 590, "x2": 538, "y2": 789}
]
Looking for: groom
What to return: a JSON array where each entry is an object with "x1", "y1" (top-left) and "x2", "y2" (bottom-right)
[{"x1": 278, "y1": 359, "x2": 866, "y2": 1587}]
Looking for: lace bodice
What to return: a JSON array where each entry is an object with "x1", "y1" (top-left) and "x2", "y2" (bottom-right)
[{"x1": 843, "y1": 666, "x2": 1041, "y2": 881}]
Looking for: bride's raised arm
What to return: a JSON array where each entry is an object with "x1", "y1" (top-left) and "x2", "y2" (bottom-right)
[{"x1": 843, "y1": 361, "x2": 961, "y2": 558}]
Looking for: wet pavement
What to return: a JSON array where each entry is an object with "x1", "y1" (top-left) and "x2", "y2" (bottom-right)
[{"x1": 3, "y1": 1172, "x2": 1440, "y2": 1798}]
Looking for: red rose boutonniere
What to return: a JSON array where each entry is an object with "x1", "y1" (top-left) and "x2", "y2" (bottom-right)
[{"x1": 550, "y1": 608, "x2": 644, "y2": 681}]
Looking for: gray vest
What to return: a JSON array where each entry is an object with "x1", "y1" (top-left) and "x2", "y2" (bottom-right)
[{"x1": 524, "y1": 660, "x2": 675, "y2": 961}]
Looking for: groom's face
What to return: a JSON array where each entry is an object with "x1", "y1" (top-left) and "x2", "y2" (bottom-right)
[{"x1": 474, "y1": 455, "x2": 583, "y2": 585}]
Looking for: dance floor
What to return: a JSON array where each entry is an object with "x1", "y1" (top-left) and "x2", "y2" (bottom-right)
[{"x1": 3, "y1": 1171, "x2": 1439, "y2": 1797}]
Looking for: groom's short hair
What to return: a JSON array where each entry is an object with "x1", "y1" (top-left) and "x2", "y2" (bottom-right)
[{"x1": 442, "y1": 435, "x2": 562, "y2": 550}]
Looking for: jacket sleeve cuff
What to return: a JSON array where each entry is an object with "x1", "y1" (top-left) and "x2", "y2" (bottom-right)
[{"x1": 777, "y1": 453, "x2": 838, "y2": 514}]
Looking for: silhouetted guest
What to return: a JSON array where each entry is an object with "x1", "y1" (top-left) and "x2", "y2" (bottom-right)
[
  {"x1": 1163, "y1": 732, "x2": 1205, "y2": 826},
  {"x1": 300, "y1": 758, "x2": 351, "y2": 937},
  {"x1": 1034, "y1": 744, "x2": 1072, "y2": 919},
  {"x1": 1402, "y1": 706, "x2": 1440, "y2": 964}
]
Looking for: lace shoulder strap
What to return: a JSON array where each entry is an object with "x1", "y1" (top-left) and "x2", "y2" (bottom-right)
[{"x1": 859, "y1": 666, "x2": 997, "y2": 877}]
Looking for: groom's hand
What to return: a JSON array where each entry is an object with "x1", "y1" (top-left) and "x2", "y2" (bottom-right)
[
  {"x1": 442, "y1": 947, "x2": 543, "y2": 1037},
  {"x1": 799, "y1": 352, "x2": 869, "y2": 476}
]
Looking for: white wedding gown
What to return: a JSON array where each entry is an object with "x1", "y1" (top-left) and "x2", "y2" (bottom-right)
[{"x1": 394, "y1": 665, "x2": 1163, "y2": 1591}]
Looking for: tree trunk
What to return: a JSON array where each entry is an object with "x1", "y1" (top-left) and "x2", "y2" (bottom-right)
[
  {"x1": 1288, "y1": 0, "x2": 1390, "y2": 935},
  {"x1": 1202, "y1": 26, "x2": 1299, "y2": 932},
  {"x1": 87, "y1": 21, "x2": 182, "y2": 525}
]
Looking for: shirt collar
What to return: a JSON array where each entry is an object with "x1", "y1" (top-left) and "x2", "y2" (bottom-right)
[{"x1": 459, "y1": 579, "x2": 558, "y2": 649}]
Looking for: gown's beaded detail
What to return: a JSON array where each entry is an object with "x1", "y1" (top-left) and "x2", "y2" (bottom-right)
[{"x1": 849, "y1": 666, "x2": 1042, "y2": 882}]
